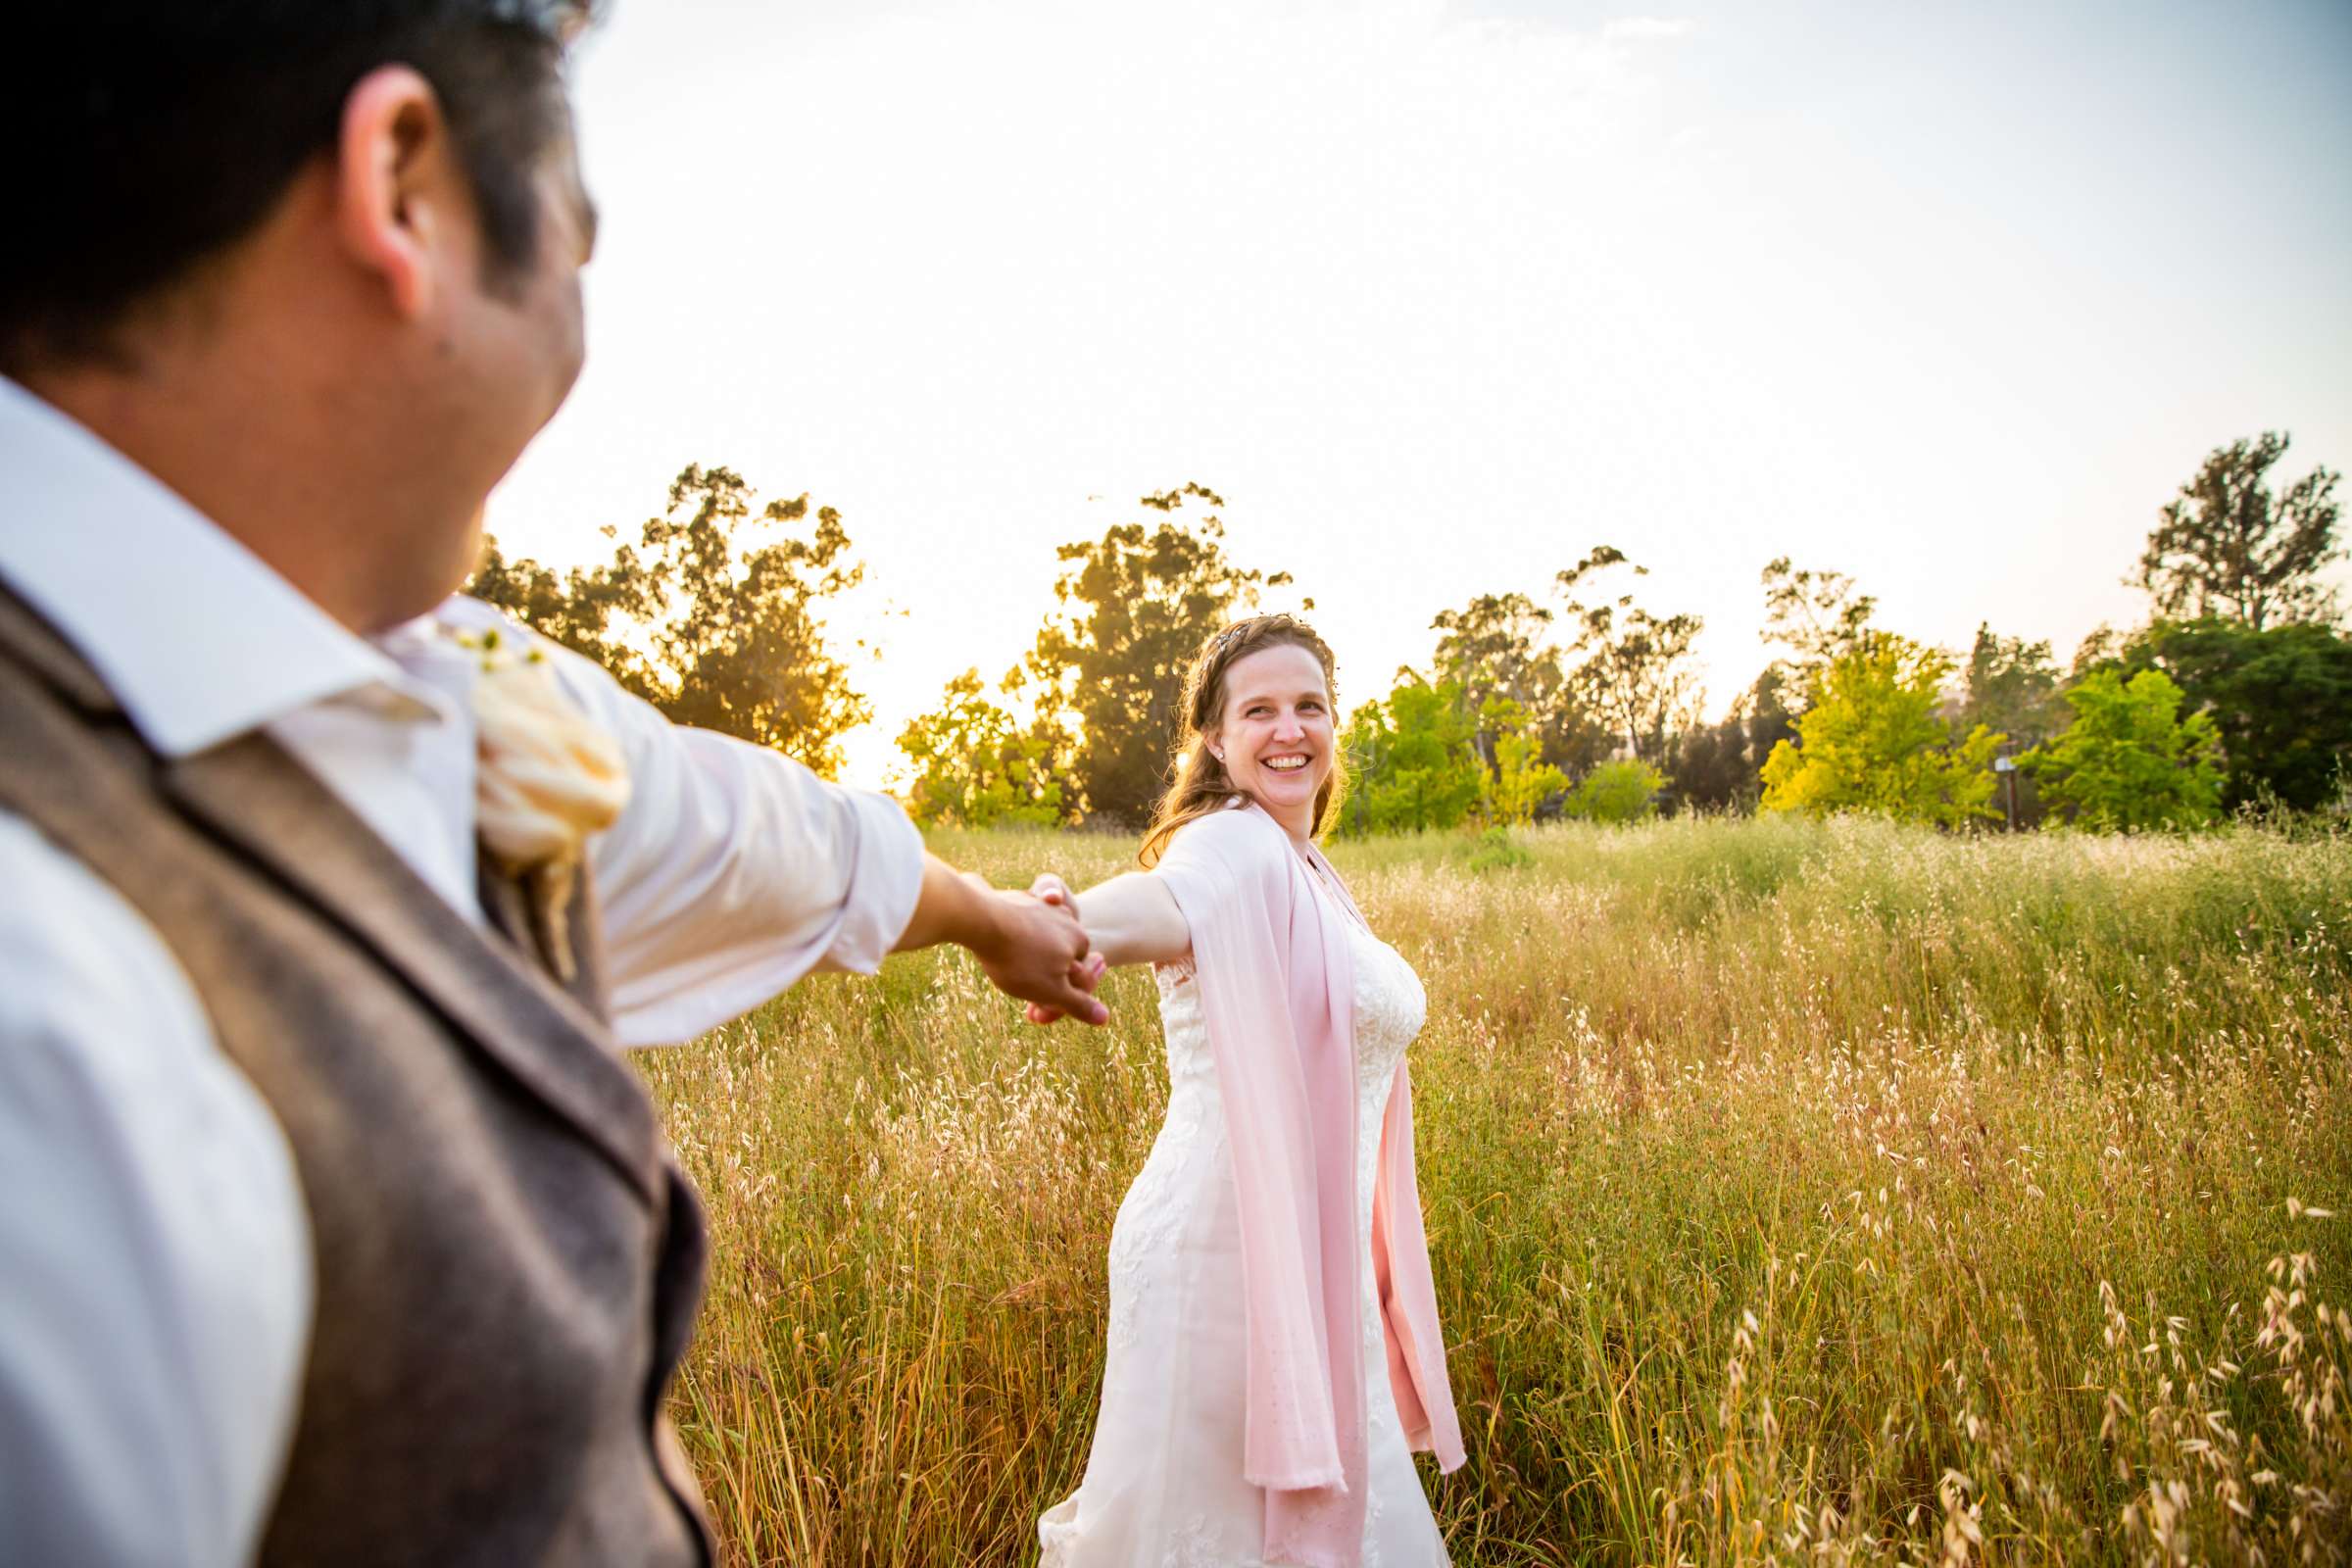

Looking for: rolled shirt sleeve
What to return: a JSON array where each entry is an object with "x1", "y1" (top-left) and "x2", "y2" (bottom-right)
[{"x1": 532, "y1": 631, "x2": 926, "y2": 1047}]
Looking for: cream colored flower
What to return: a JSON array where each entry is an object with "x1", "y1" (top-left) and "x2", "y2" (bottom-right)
[{"x1": 460, "y1": 624, "x2": 629, "y2": 978}]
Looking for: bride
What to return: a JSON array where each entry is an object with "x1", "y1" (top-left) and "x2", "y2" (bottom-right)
[{"x1": 1034, "y1": 614, "x2": 1464, "y2": 1568}]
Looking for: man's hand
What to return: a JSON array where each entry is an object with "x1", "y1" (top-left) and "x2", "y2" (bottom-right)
[
  {"x1": 966, "y1": 875, "x2": 1109, "y2": 1025},
  {"x1": 894, "y1": 856, "x2": 1109, "y2": 1025},
  {"x1": 1022, "y1": 872, "x2": 1102, "y2": 1025}
]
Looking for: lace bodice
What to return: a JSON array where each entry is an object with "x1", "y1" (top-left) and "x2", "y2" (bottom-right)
[
  {"x1": 1152, "y1": 914, "x2": 1426, "y2": 1098},
  {"x1": 1339, "y1": 916, "x2": 1429, "y2": 1102}
]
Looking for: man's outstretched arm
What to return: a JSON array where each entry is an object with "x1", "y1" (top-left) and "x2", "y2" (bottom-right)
[
  {"x1": 450, "y1": 600, "x2": 1106, "y2": 1041},
  {"x1": 893, "y1": 855, "x2": 1109, "y2": 1025}
]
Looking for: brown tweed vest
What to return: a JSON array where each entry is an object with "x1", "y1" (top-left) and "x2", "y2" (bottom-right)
[{"x1": 0, "y1": 586, "x2": 714, "y2": 1566}]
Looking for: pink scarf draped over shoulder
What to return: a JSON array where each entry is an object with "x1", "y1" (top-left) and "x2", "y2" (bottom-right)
[{"x1": 1152, "y1": 802, "x2": 1465, "y2": 1568}]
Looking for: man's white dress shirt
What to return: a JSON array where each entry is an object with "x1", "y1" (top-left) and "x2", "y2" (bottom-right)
[{"x1": 0, "y1": 375, "x2": 925, "y2": 1565}]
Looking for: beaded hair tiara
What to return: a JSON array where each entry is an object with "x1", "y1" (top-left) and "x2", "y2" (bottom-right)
[
  {"x1": 1206, "y1": 622, "x2": 1252, "y2": 661},
  {"x1": 1205, "y1": 613, "x2": 1305, "y2": 663}
]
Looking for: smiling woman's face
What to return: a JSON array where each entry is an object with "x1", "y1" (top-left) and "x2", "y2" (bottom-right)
[{"x1": 1207, "y1": 642, "x2": 1334, "y2": 840}]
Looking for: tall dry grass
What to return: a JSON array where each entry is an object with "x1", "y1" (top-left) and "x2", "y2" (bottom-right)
[{"x1": 636, "y1": 815, "x2": 2352, "y2": 1564}]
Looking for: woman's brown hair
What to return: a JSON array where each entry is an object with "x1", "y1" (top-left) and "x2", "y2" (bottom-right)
[{"x1": 1138, "y1": 613, "x2": 1346, "y2": 868}]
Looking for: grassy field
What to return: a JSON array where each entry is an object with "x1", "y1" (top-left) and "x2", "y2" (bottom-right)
[{"x1": 636, "y1": 815, "x2": 2352, "y2": 1565}]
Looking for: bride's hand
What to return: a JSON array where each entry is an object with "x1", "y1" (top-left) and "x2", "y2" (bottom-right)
[
  {"x1": 1025, "y1": 951, "x2": 1108, "y2": 1025},
  {"x1": 1025, "y1": 873, "x2": 1104, "y2": 1024},
  {"x1": 1025, "y1": 870, "x2": 1189, "y2": 1005}
]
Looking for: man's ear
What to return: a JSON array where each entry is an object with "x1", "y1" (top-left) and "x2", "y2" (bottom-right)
[{"x1": 335, "y1": 66, "x2": 459, "y2": 321}]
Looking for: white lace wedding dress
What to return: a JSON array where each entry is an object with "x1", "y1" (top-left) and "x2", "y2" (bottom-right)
[{"x1": 1038, "y1": 916, "x2": 1450, "y2": 1567}]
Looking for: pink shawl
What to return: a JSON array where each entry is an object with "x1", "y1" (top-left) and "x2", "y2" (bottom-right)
[{"x1": 1154, "y1": 803, "x2": 1465, "y2": 1568}]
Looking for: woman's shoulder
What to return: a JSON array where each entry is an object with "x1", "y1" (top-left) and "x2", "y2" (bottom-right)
[{"x1": 1161, "y1": 799, "x2": 1292, "y2": 870}]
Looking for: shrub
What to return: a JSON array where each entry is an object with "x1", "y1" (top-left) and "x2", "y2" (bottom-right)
[
  {"x1": 1760, "y1": 635, "x2": 2003, "y2": 827},
  {"x1": 1564, "y1": 758, "x2": 1665, "y2": 824},
  {"x1": 2021, "y1": 668, "x2": 2224, "y2": 830}
]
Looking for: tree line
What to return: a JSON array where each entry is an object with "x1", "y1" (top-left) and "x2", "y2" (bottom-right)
[{"x1": 469, "y1": 433, "x2": 2349, "y2": 835}]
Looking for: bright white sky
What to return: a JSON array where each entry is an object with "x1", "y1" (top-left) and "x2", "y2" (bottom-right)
[{"x1": 486, "y1": 0, "x2": 2352, "y2": 787}]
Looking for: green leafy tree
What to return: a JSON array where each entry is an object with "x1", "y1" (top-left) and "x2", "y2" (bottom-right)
[
  {"x1": 1759, "y1": 636, "x2": 2003, "y2": 827},
  {"x1": 468, "y1": 537, "x2": 636, "y2": 675},
  {"x1": 1959, "y1": 623, "x2": 2064, "y2": 747},
  {"x1": 1430, "y1": 593, "x2": 1600, "y2": 776},
  {"x1": 1338, "y1": 677, "x2": 1485, "y2": 835},
  {"x1": 468, "y1": 464, "x2": 870, "y2": 775},
  {"x1": 2133, "y1": 433, "x2": 2343, "y2": 630},
  {"x1": 1478, "y1": 696, "x2": 1569, "y2": 825},
  {"x1": 1564, "y1": 758, "x2": 1665, "y2": 824},
  {"x1": 1670, "y1": 667, "x2": 1798, "y2": 813},
  {"x1": 1958, "y1": 623, "x2": 2065, "y2": 827},
  {"x1": 895, "y1": 667, "x2": 1066, "y2": 829},
  {"x1": 2019, "y1": 669, "x2": 2224, "y2": 830},
  {"x1": 1027, "y1": 484, "x2": 1292, "y2": 826},
  {"x1": 1748, "y1": 663, "x2": 1799, "y2": 760},
  {"x1": 2106, "y1": 618, "x2": 2352, "y2": 810},
  {"x1": 1556, "y1": 547, "x2": 1704, "y2": 763},
  {"x1": 1624, "y1": 555, "x2": 1837, "y2": 814},
  {"x1": 1760, "y1": 556, "x2": 1879, "y2": 702},
  {"x1": 1668, "y1": 708, "x2": 1755, "y2": 813},
  {"x1": 2069, "y1": 624, "x2": 2127, "y2": 680}
]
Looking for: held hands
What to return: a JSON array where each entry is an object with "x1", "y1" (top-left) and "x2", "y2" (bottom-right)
[
  {"x1": 963, "y1": 870, "x2": 1110, "y2": 1027},
  {"x1": 896, "y1": 855, "x2": 1109, "y2": 1025},
  {"x1": 1022, "y1": 872, "x2": 1102, "y2": 1026}
]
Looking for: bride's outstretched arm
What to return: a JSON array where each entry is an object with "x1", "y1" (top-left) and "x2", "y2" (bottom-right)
[{"x1": 1032, "y1": 871, "x2": 1190, "y2": 969}]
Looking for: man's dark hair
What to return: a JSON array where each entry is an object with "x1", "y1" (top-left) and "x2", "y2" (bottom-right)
[{"x1": 2, "y1": 2, "x2": 596, "y2": 373}]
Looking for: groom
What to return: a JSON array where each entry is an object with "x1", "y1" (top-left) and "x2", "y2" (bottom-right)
[{"x1": 0, "y1": 5, "x2": 1103, "y2": 1563}]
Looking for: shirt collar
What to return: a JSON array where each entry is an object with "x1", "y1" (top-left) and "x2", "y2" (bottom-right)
[{"x1": 0, "y1": 374, "x2": 424, "y2": 758}]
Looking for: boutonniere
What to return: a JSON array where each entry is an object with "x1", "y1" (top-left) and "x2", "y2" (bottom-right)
[{"x1": 458, "y1": 624, "x2": 630, "y2": 979}]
